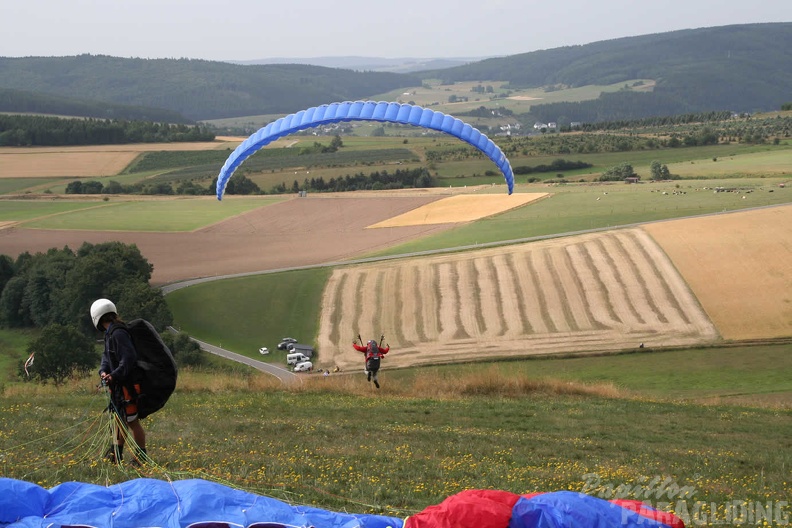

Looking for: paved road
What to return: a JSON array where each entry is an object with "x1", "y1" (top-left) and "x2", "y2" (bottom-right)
[{"x1": 167, "y1": 327, "x2": 299, "y2": 384}]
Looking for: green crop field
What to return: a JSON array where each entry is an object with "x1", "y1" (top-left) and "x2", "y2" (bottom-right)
[
  {"x1": 166, "y1": 268, "x2": 331, "y2": 358},
  {"x1": 0, "y1": 178, "x2": 63, "y2": 194},
  {"x1": 370, "y1": 177, "x2": 792, "y2": 256},
  {"x1": 17, "y1": 196, "x2": 283, "y2": 231},
  {"x1": 372, "y1": 79, "x2": 656, "y2": 116},
  {"x1": 0, "y1": 200, "x2": 110, "y2": 222}
]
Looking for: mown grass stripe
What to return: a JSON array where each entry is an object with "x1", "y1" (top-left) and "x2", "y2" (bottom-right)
[
  {"x1": 328, "y1": 273, "x2": 348, "y2": 345},
  {"x1": 626, "y1": 230, "x2": 692, "y2": 325},
  {"x1": 483, "y1": 256, "x2": 508, "y2": 337},
  {"x1": 611, "y1": 234, "x2": 669, "y2": 324},
  {"x1": 591, "y1": 236, "x2": 645, "y2": 325},
  {"x1": 544, "y1": 250, "x2": 581, "y2": 332},
  {"x1": 468, "y1": 259, "x2": 487, "y2": 335},
  {"x1": 450, "y1": 263, "x2": 471, "y2": 340},
  {"x1": 559, "y1": 247, "x2": 608, "y2": 331},
  {"x1": 524, "y1": 251, "x2": 558, "y2": 334},
  {"x1": 504, "y1": 253, "x2": 534, "y2": 335},
  {"x1": 575, "y1": 242, "x2": 622, "y2": 324}
]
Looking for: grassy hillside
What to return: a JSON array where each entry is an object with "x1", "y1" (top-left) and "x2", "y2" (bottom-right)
[
  {"x1": 420, "y1": 23, "x2": 792, "y2": 119},
  {"x1": 2, "y1": 24, "x2": 789, "y2": 125},
  {"x1": 1, "y1": 367, "x2": 789, "y2": 519}
]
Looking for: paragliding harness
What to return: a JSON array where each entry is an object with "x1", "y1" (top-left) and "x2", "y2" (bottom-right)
[
  {"x1": 359, "y1": 334, "x2": 385, "y2": 374},
  {"x1": 107, "y1": 319, "x2": 178, "y2": 420}
]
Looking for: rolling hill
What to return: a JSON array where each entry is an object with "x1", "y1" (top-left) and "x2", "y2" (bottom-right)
[
  {"x1": 0, "y1": 23, "x2": 789, "y2": 123},
  {"x1": 0, "y1": 55, "x2": 422, "y2": 121},
  {"x1": 420, "y1": 23, "x2": 792, "y2": 119}
]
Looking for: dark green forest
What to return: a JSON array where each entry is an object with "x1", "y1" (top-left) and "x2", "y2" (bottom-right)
[
  {"x1": 0, "y1": 243, "x2": 205, "y2": 383},
  {"x1": 0, "y1": 56, "x2": 422, "y2": 120},
  {"x1": 0, "y1": 88, "x2": 192, "y2": 123},
  {"x1": 0, "y1": 114, "x2": 215, "y2": 146}
]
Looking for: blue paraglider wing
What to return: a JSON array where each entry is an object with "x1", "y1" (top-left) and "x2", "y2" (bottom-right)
[
  {"x1": 215, "y1": 101, "x2": 514, "y2": 199},
  {"x1": 0, "y1": 478, "x2": 685, "y2": 528}
]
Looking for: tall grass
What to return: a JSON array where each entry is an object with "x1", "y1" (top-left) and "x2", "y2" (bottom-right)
[{"x1": 1, "y1": 367, "x2": 789, "y2": 520}]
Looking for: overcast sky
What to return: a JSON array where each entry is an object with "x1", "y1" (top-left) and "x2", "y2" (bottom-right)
[{"x1": 2, "y1": 0, "x2": 791, "y2": 61}]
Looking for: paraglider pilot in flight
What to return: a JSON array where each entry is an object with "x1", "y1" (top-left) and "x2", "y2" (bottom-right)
[{"x1": 353, "y1": 334, "x2": 389, "y2": 388}]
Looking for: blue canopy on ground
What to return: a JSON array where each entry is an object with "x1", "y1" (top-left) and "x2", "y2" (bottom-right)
[
  {"x1": 0, "y1": 478, "x2": 684, "y2": 528},
  {"x1": 0, "y1": 477, "x2": 401, "y2": 528}
]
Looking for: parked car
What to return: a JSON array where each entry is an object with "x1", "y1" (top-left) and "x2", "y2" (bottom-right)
[
  {"x1": 277, "y1": 337, "x2": 298, "y2": 350},
  {"x1": 286, "y1": 343, "x2": 314, "y2": 356},
  {"x1": 259, "y1": 347, "x2": 269, "y2": 355},
  {"x1": 293, "y1": 361, "x2": 313, "y2": 372}
]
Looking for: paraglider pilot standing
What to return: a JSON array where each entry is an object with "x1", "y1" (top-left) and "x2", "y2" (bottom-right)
[
  {"x1": 92, "y1": 298, "x2": 147, "y2": 466},
  {"x1": 353, "y1": 335, "x2": 389, "y2": 388}
]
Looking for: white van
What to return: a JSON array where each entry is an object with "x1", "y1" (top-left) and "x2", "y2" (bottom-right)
[
  {"x1": 293, "y1": 361, "x2": 313, "y2": 372},
  {"x1": 286, "y1": 352, "x2": 310, "y2": 365}
]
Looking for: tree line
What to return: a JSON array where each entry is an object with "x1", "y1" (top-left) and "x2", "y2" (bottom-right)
[
  {"x1": 0, "y1": 87, "x2": 192, "y2": 123},
  {"x1": 0, "y1": 114, "x2": 215, "y2": 146},
  {"x1": 271, "y1": 167, "x2": 435, "y2": 194},
  {"x1": 513, "y1": 159, "x2": 592, "y2": 175},
  {"x1": 0, "y1": 242, "x2": 204, "y2": 384},
  {"x1": 65, "y1": 167, "x2": 436, "y2": 196}
]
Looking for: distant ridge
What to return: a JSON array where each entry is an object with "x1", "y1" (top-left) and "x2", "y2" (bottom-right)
[
  {"x1": 421, "y1": 22, "x2": 792, "y2": 117},
  {"x1": 231, "y1": 56, "x2": 492, "y2": 73},
  {"x1": 0, "y1": 23, "x2": 789, "y2": 122}
]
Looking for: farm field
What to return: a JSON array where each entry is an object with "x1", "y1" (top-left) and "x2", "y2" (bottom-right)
[
  {"x1": 0, "y1": 139, "x2": 244, "y2": 178},
  {"x1": 644, "y1": 205, "x2": 792, "y2": 340},
  {"x1": 373, "y1": 177, "x2": 792, "y2": 256},
  {"x1": 372, "y1": 79, "x2": 656, "y2": 116},
  {"x1": 0, "y1": 193, "x2": 454, "y2": 285},
  {"x1": 16, "y1": 196, "x2": 282, "y2": 232},
  {"x1": 317, "y1": 227, "x2": 720, "y2": 372}
]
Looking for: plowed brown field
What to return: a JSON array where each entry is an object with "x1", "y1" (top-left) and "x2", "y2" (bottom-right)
[{"x1": 0, "y1": 194, "x2": 452, "y2": 285}]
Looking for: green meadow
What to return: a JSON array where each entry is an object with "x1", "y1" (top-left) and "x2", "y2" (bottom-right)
[
  {"x1": 166, "y1": 268, "x2": 331, "y2": 356},
  {"x1": 371, "y1": 177, "x2": 792, "y2": 256},
  {"x1": 0, "y1": 200, "x2": 109, "y2": 222},
  {"x1": 0, "y1": 366, "x2": 789, "y2": 520},
  {"x1": 16, "y1": 196, "x2": 283, "y2": 231}
]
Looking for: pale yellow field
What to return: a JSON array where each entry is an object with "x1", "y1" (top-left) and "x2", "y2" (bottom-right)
[
  {"x1": 0, "y1": 151, "x2": 141, "y2": 178},
  {"x1": 368, "y1": 193, "x2": 547, "y2": 227},
  {"x1": 643, "y1": 205, "x2": 792, "y2": 340},
  {"x1": 0, "y1": 139, "x2": 243, "y2": 178}
]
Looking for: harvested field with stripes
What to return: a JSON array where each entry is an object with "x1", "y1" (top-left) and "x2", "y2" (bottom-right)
[{"x1": 317, "y1": 227, "x2": 719, "y2": 371}]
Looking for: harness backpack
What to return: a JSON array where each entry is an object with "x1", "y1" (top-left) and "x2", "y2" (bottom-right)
[
  {"x1": 366, "y1": 341, "x2": 381, "y2": 373},
  {"x1": 110, "y1": 319, "x2": 178, "y2": 420}
]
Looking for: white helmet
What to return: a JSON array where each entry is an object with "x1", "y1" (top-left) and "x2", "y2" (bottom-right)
[{"x1": 90, "y1": 298, "x2": 117, "y2": 331}]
